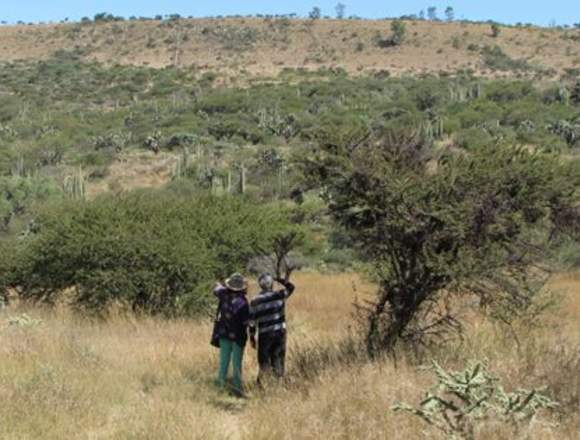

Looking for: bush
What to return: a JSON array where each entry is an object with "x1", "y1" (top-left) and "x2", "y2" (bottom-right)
[
  {"x1": 557, "y1": 239, "x2": 580, "y2": 268},
  {"x1": 166, "y1": 133, "x2": 198, "y2": 149},
  {"x1": 390, "y1": 20, "x2": 407, "y2": 46},
  {"x1": 300, "y1": 129, "x2": 580, "y2": 355},
  {"x1": 376, "y1": 20, "x2": 407, "y2": 47},
  {"x1": 455, "y1": 127, "x2": 495, "y2": 150},
  {"x1": 5, "y1": 190, "x2": 290, "y2": 316},
  {"x1": 484, "y1": 80, "x2": 535, "y2": 102},
  {"x1": 481, "y1": 46, "x2": 532, "y2": 72},
  {"x1": 0, "y1": 176, "x2": 62, "y2": 232}
]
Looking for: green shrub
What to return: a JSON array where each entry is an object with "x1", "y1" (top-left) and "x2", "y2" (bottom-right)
[
  {"x1": 390, "y1": 20, "x2": 407, "y2": 46},
  {"x1": 376, "y1": 20, "x2": 407, "y2": 48},
  {"x1": 455, "y1": 127, "x2": 495, "y2": 150},
  {"x1": 481, "y1": 46, "x2": 532, "y2": 72},
  {"x1": 0, "y1": 96, "x2": 22, "y2": 123},
  {"x1": 0, "y1": 176, "x2": 62, "y2": 232},
  {"x1": 451, "y1": 36, "x2": 461, "y2": 49},
  {"x1": 166, "y1": 133, "x2": 198, "y2": 149},
  {"x1": 557, "y1": 239, "x2": 580, "y2": 268},
  {"x1": 484, "y1": 80, "x2": 535, "y2": 102},
  {"x1": 6, "y1": 190, "x2": 290, "y2": 316}
]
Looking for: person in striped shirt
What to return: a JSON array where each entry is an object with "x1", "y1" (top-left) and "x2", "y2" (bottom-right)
[{"x1": 249, "y1": 273, "x2": 295, "y2": 382}]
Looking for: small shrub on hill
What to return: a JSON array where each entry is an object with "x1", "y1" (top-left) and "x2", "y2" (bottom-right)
[
  {"x1": 481, "y1": 46, "x2": 533, "y2": 72},
  {"x1": 376, "y1": 20, "x2": 407, "y2": 48}
]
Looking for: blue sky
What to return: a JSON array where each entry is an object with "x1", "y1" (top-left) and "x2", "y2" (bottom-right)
[{"x1": 2, "y1": 1, "x2": 579, "y2": 27}]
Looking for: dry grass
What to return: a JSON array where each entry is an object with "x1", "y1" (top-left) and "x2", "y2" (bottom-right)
[
  {"x1": 86, "y1": 151, "x2": 177, "y2": 199},
  {"x1": 0, "y1": 18, "x2": 578, "y2": 80},
  {"x1": 0, "y1": 271, "x2": 579, "y2": 439}
]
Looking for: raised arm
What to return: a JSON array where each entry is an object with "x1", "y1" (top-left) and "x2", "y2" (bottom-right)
[
  {"x1": 275, "y1": 278, "x2": 295, "y2": 299},
  {"x1": 213, "y1": 282, "x2": 228, "y2": 300}
]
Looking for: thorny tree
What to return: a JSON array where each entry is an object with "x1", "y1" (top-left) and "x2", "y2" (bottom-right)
[{"x1": 300, "y1": 129, "x2": 580, "y2": 355}]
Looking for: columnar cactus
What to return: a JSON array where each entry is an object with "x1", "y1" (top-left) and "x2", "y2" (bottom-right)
[
  {"x1": 12, "y1": 155, "x2": 26, "y2": 177},
  {"x1": 63, "y1": 167, "x2": 87, "y2": 200},
  {"x1": 172, "y1": 147, "x2": 191, "y2": 179},
  {"x1": 239, "y1": 164, "x2": 246, "y2": 194},
  {"x1": 571, "y1": 81, "x2": 580, "y2": 105}
]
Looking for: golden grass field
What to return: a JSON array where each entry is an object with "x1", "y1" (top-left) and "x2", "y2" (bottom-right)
[
  {"x1": 1, "y1": 271, "x2": 579, "y2": 439},
  {"x1": 1, "y1": 18, "x2": 579, "y2": 80}
]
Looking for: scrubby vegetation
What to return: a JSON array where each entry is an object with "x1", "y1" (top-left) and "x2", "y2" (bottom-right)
[
  {"x1": 1, "y1": 191, "x2": 291, "y2": 315},
  {"x1": 0, "y1": 15, "x2": 579, "y2": 439},
  {"x1": 302, "y1": 127, "x2": 580, "y2": 354},
  {"x1": 0, "y1": 56, "x2": 578, "y2": 205}
]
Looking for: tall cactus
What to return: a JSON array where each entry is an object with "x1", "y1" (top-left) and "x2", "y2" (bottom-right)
[
  {"x1": 277, "y1": 166, "x2": 287, "y2": 198},
  {"x1": 419, "y1": 120, "x2": 435, "y2": 145},
  {"x1": 559, "y1": 85, "x2": 571, "y2": 106},
  {"x1": 172, "y1": 147, "x2": 191, "y2": 179},
  {"x1": 63, "y1": 167, "x2": 87, "y2": 201},
  {"x1": 434, "y1": 115, "x2": 444, "y2": 139},
  {"x1": 239, "y1": 164, "x2": 246, "y2": 194},
  {"x1": 226, "y1": 170, "x2": 232, "y2": 193},
  {"x1": 12, "y1": 155, "x2": 26, "y2": 177}
]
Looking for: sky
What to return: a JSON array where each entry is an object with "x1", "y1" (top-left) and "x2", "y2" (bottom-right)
[{"x1": 1, "y1": 1, "x2": 579, "y2": 27}]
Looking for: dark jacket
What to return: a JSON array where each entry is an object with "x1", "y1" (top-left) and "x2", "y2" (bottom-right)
[{"x1": 214, "y1": 284, "x2": 250, "y2": 346}]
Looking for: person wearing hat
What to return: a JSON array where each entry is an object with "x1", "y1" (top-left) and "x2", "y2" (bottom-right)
[{"x1": 213, "y1": 273, "x2": 251, "y2": 396}]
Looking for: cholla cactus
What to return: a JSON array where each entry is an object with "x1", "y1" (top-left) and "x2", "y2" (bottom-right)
[
  {"x1": 92, "y1": 131, "x2": 131, "y2": 152},
  {"x1": 0, "y1": 124, "x2": 18, "y2": 137},
  {"x1": 518, "y1": 119, "x2": 536, "y2": 133},
  {"x1": 144, "y1": 130, "x2": 162, "y2": 154},
  {"x1": 558, "y1": 86, "x2": 571, "y2": 106},
  {"x1": 8, "y1": 313, "x2": 43, "y2": 328},
  {"x1": 257, "y1": 107, "x2": 298, "y2": 139},
  {"x1": 548, "y1": 119, "x2": 580, "y2": 146},
  {"x1": 393, "y1": 361, "x2": 558, "y2": 439}
]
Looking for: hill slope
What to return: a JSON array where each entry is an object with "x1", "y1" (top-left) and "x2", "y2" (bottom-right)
[{"x1": 1, "y1": 18, "x2": 579, "y2": 79}]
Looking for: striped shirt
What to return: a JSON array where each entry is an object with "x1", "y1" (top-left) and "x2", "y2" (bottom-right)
[{"x1": 249, "y1": 280, "x2": 295, "y2": 336}]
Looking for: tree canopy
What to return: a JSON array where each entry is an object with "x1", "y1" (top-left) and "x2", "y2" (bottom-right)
[{"x1": 300, "y1": 129, "x2": 580, "y2": 354}]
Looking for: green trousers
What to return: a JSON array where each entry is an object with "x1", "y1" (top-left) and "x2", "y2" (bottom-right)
[{"x1": 218, "y1": 338, "x2": 244, "y2": 392}]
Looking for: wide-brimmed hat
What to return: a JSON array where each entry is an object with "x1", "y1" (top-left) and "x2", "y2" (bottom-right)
[{"x1": 225, "y1": 273, "x2": 248, "y2": 292}]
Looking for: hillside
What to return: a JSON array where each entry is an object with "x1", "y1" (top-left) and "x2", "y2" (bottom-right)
[
  {"x1": 1, "y1": 17, "x2": 579, "y2": 235},
  {"x1": 1, "y1": 17, "x2": 579, "y2": 80}
]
